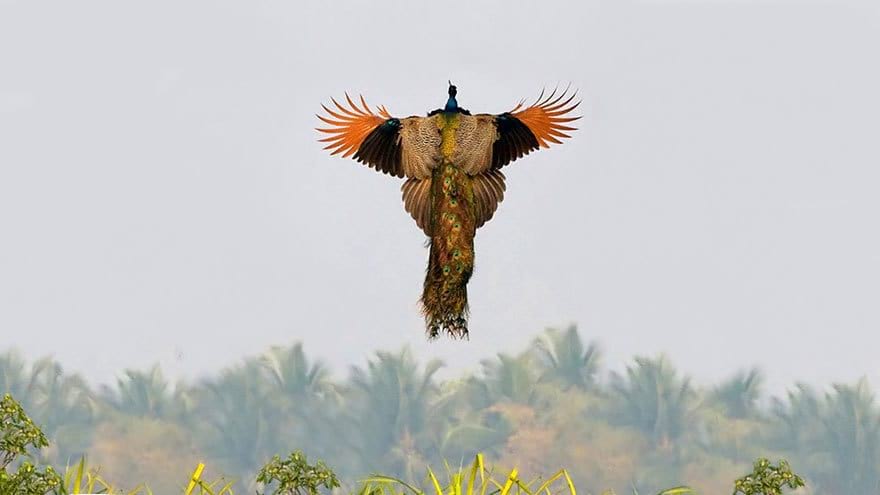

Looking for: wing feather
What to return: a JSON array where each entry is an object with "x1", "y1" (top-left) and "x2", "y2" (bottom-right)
[
  {"x1": 485, "y1": 86, "x2": 581, "y2": 170},
  {"x1": 316, "y1": 93, "x2": 408, "y2": 177},
  {"x1": 512, "y1": 86, "x2": 581, "y2": 148},
  {"x1": 401, "y1": 178, "x2": 433, "y2": 235},
  {"x1": 473, "y1": 170, "x2": 506, "y2": 229}
]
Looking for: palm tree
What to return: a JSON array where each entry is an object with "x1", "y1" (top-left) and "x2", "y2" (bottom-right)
[
  {"x1": 101, "y1": 364, "x2": 172, "y2": 418},
  {"x1": 812, "y1": 379, "x2": 880, "y2": 494},
  {"x1": 697, "y1": 368, "x2": 766, "y2": 465},
  {"x1": 532, "y1": 325, "x2": 601, "y2": 391},
  {"x1": 27, "y1": 357, "x2": 95, "y2": 434},
  {"x1": 439, "y1": 408, "x2": 512, "y2": 460},
  {"x1": 193, "y1": 359, "x2": 276, "y2": 482},
  {"x1": 25, "y1": 357, "x2": 96, "y2": 464},
  {"x1": 471, "y1": 352, "x2": 536, "y2": 405},
  {"x1": 769, "y1": 383, "x2": 823, "y2": 453},
  {"x1": 343, "y1": 347, "x2": 445, "y2": 482},
  {"x1": 259, "y1": 342, "x2": 340, "y2": 462},
  {"x1": 769, "y1": 378, "x2": 880, "y2": 494},
  {"x1": 609, "y1": 355, "x2": 695, "y2": 449},
  {"x1": 710, "y1": 368, "x2": 764, "y2": 419},
  {"x1": 0, "y1": 350, "x2": 39, "y2": 410},
  {"x1": 260, "y1": 342, "x2": 336, "y2": 401}
]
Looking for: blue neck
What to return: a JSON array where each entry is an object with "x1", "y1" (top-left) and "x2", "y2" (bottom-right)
[{"x1": 444, "y1": 97, "x2": 458, "y2": 112}]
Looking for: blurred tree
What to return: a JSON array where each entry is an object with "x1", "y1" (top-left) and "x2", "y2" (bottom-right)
[
  {"x1": 194, "y1": 359, "x2": 276, "y2": 481},
  {"x1": 260, "y1": 343, "x2": 341, "y2": 462},
  {"x1": 0, "y1": 351, "x2": 39, "y2": 412},
  {"x1": 25, "y1": 357, "x2": 95, "y2": 465},
  {"x1": 609, "y1": 355, "x2": 695, "y2": 449},
  {"x1": 532, "y1": 325, "x2": 601, "y2": 391},
  {"x1": 439, "y1": 408, "x2": 512, "y2": 460},
  {"x1": 261, "y1": 343, "x2": 337, "y2": 402},
  {"x1": 101, "y1": 364, "x2": 172, "y2": 418},
  {"x1": 770, "y1": 378, "x2": 880, "y2": 493},
  {"x1": 769, "y1": 383, "x2": 822, "y2": 454},
  {"x1": 343, "y1": 347, "x2": 444, "y2": 482},
  {"x1": 710, "y1": 368, "x2": 764, "y2": 419},
  {"x1": 814, "y1": 379, "x2": 880, "y2": 494},
  {"x1": 471, "y1": 352, "x2": 536, "y2": 405}
]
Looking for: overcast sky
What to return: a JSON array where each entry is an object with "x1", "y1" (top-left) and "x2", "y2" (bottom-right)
[{"x1": 1, "y1": 0, "x2": 878, "y2": 396}]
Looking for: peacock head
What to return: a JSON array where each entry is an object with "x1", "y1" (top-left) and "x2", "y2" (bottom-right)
[{"x1": 445, "y1": 81, "x2": 458, "y2": 112}]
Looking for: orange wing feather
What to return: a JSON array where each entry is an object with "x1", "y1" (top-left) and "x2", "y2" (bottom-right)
[
  {"x1": 509, "y1": 86, "x2": 581, "y2": 148},
  {"x1": 316, "y1": 93, "x2": 393, "y2": 158}
]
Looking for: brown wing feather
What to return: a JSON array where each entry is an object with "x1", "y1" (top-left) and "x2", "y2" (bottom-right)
[
  {"x1": 472, "y1": 170, "x2": 506, "y2": 229},
  {"x1": 401, "y1": 178, "x2": 433, "y2": 235},
  {"x1": 399, "y1": 116, "x2": 442, "y2": 179}
]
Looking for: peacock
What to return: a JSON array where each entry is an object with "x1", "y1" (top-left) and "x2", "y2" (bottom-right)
[{"x1": 316, "y1": 83, "x2": 579, "y2": 339}]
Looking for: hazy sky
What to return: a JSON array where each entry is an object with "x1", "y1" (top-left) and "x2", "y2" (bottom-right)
[{"x1": 1, "y1": 0, "x2": 878, "y2": 396}]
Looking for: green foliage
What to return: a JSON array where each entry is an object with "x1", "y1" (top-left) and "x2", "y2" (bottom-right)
[
  {"x1": 0, "y1": 393, "x2": 63, "y2": 495},
  {"x1": 256, "y1": 451, "x2": 340, "y2": 495},
  {"x1": 1, "y1": 462, "x2": 64, "y2": 495},
  {"x1": 363, "y1": 454, "x2": 576, "y2": 495},
  {"x1": 1, "y1": 393, "x2": 48, "y2": 468},
  {"x1": 732, "y1": 458, "x2": 804, "y2": 495}
]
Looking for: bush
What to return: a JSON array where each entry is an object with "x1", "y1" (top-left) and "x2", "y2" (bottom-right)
[
  {"x1": 733, "y1": 458, "x2": 805, "y2": 495},
  {"x1": 256, "y1": 451, "x2": 340, "y2": 495},
  {"x1": 1, "y1": 393, "x2": 63, "y2": 495}
]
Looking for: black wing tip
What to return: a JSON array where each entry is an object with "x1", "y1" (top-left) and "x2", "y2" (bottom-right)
[
  {"x1": 354, "y1": 118, "x2": 404, "y2": 177},
  {"x1": 492, "y1": 114, "x2": 540, "y2": 170}
]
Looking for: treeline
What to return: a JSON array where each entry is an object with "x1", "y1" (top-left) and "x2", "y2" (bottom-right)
[{"x1": 1, "y1": 326, "x2": 878, "y2": 494}]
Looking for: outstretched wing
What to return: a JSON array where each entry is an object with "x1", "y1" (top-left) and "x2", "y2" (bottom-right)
[
  {"x1": 316, "y1": 94, "x2": 440, "y2": 179},
  {"x1": 484, "y1": 86, "x2": 581, "y2": 172},
  {"x1": 316, "y1": 93, "x2": 404, "y2": 177},
  {"x1": 448, "y1": 86, "x2": 578, "y2": 230}
]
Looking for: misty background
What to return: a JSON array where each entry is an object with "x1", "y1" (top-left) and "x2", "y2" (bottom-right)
[{"x1": 2, "y1": 0, "x2": 879, "y2": 396}]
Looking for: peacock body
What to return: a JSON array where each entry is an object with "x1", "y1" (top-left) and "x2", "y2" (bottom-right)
[{"x1": 316, "y1": 84, "x2": 579, "y2": 339}]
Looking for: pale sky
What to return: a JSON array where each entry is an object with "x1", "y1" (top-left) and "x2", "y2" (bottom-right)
[{"x1": 1, "y1": 0, "x2": 878, "y2": 397}]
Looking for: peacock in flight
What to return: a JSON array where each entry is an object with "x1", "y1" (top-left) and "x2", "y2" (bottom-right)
[{"x1": 316, "y1": 83, "x2": 579, "y2": 339}]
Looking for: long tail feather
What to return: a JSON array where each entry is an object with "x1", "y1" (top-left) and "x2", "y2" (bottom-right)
[
  {"x1": 421, "y1": 238, "x2": 470, "y2": 339},
  {"x1": 420, "y1": 162, "x2": 475, "y2": 339}
]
